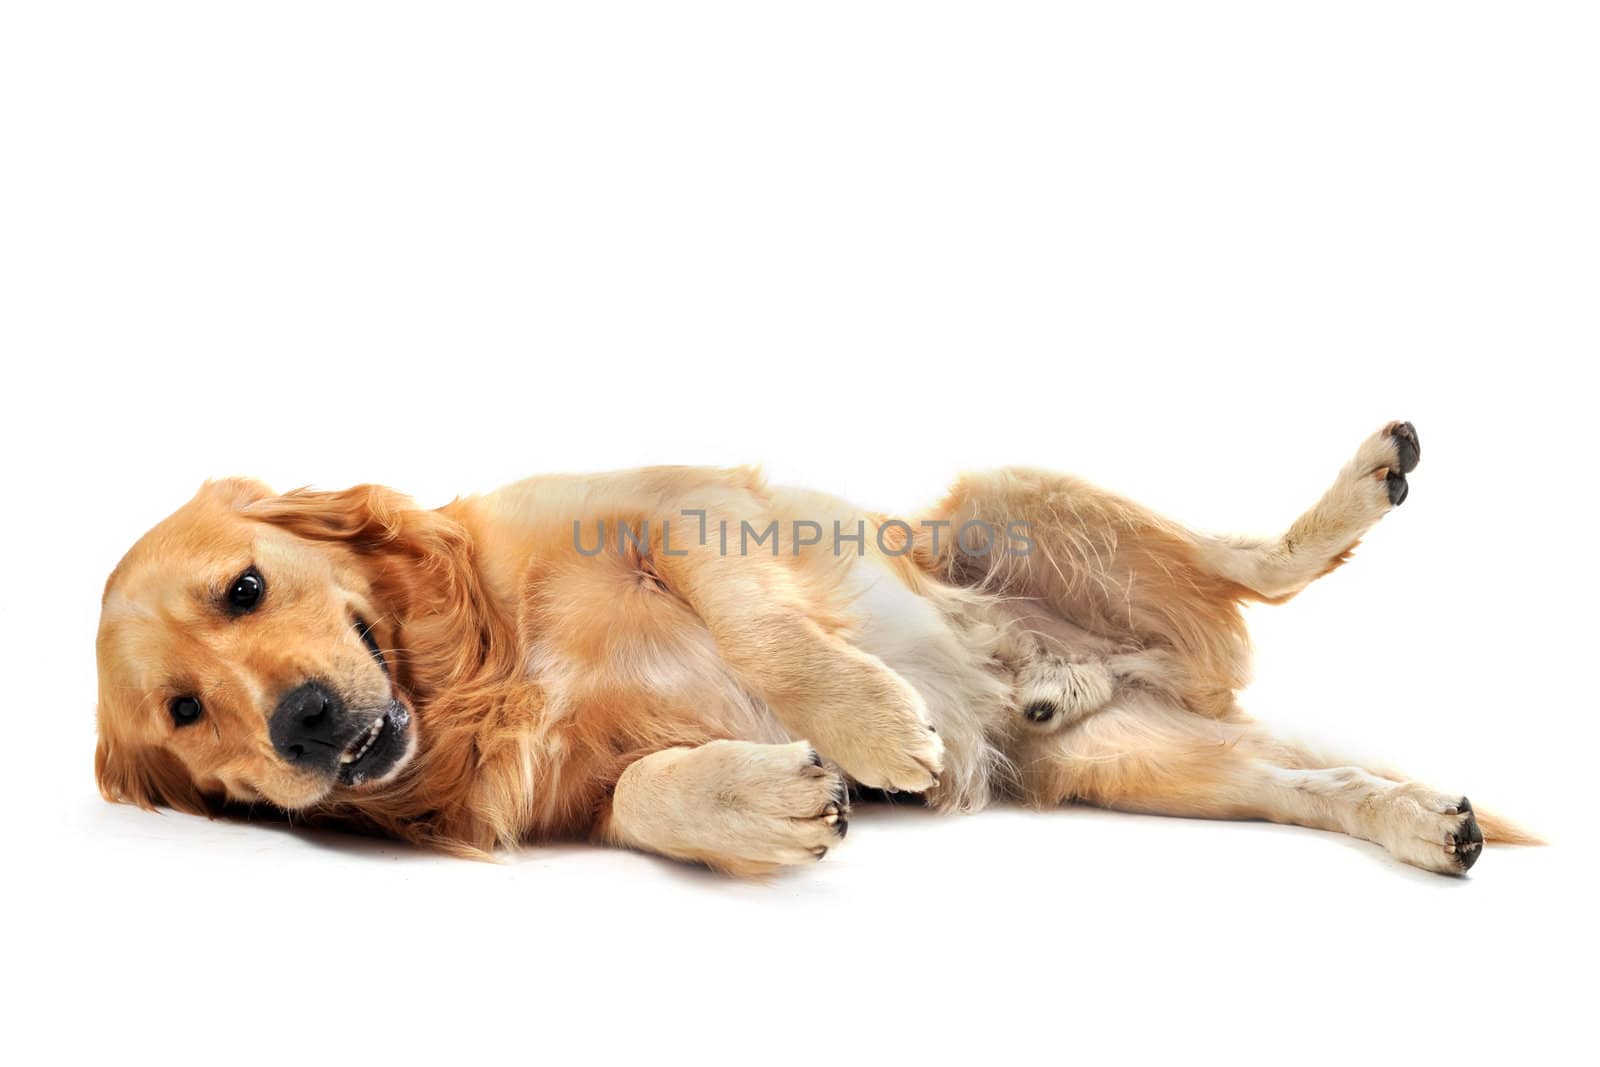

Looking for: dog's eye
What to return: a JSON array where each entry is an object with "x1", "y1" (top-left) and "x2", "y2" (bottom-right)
[
  {"x1": 170, "y1": 696, "x2": 203, "y2": 727},
  {"x1": 354, "y1": 616, "x2": 388, "y2": 672},
  {"x1": 227, "y1": 568, "x2": 264, "y2": 613}
]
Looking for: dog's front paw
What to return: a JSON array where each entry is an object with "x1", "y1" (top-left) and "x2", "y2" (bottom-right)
[
  {"x1": 695, "y1": 741, "x2": 851, "y2": 875},
  {"x1": 834, "y1": 720, "x2": 945, "y2": 795},
  {"x1": 815, "y1": 676, "x2": 945, "y2": 794},
  {"x1": 1374, "y1": 784, "x2": 1483, "y2": 875},
  {"x1": 611, "y1": 739, "x2": 850, "y2": 876}
]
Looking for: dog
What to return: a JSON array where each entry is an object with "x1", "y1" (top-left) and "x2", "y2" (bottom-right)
[{"x1": 94, "y1": 421, "x2": 1537, "y2": 875}]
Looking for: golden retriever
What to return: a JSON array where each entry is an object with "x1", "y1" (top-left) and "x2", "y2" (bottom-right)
[{"x1": 94, "y1": 421, "x2": 1536, "y2": 875}]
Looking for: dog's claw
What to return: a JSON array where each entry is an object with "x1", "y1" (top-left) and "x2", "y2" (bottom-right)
[
  {"x1": 1385, "y1": 470, "x2": 1409, "y2": 506},
  {"x1": 1386, "y1": 420, "x2": 1421, "y2": 473},
  {"x1": 1447, "y1": 799, "x2": 1484, "y2": 872},
  {"x1": 1023, "y1": 700, "x2": 1057, "y2": 723}
]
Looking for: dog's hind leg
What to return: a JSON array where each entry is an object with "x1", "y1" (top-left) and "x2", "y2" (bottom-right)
[
  {"x1": 917, "y1": 463, "x2": 1253, "y2": 717},
  {"x1": 1013, "y1": 697, "x2": 1534, "y2": 875},
  {"x1": 917, "y1": 421, "x2": 1422, "y2": 717},
  {"x1": 1190, "y1": 420, "x2": 1421, "y2": 602}
]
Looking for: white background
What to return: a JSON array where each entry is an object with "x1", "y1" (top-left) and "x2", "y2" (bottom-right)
[{"x1": 3, "y1": 3, "x2": 1595, "y2": 1063}]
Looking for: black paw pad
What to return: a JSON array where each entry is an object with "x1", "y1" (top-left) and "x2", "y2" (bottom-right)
[
  {"x1": 807, "y1": 748, "x2": 823, "y2": 768},
  {"x1": 834, "y1": 816, "x2": 849, "y2": 840},
  {"x1": 1386, "y1": 471, "x2": 1409, "y2": 506},
  {"x1": 1022, "y1": 700, "x2": 1058, "y2": 723},
  {"x1": 1388, "y1": 421, "x2": 1421, "y2": 474},
  {"x1": 1450, "y1": 809, "x2": 1485, "y2": 872}
]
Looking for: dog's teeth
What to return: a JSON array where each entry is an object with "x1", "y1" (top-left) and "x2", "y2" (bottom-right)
[{"x1": 340, "y1": 717, "x2": 387, "y2": 767}]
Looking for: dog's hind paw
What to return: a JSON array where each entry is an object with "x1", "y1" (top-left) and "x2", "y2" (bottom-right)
[
  {"x1": 1385, "y1": 419, "x2": 1421, "y2": 474},
  {"x1": 1015, "y1": 658, "x2": 1114, "y2": 731},
  {"x1": 1375, "y1": 784, "x2": 1483, "y2": 875},
  {"x1": 1352, "y1": 420, "x2": 1421, "y2": 508}
]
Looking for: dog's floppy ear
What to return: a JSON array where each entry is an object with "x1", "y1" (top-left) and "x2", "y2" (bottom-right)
[
  {"x1": 244, "y1": 485, "x2": 470, "y2": 627},
  {"x1": 199, "y1": 476, "x2": 276, "y2": 509},
  {"x1": 245, "y1": 485, "x2": 500, "y2": 698},
  {"x1": 95, "y1": 735, "x2": 209, "y2": 816},
  {"x1": 244, "y1": 485, "x2": 415, "y2": 549}
]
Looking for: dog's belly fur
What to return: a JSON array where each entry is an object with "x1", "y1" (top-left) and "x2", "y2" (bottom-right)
[
  {"x1": 834, "y1": 558, "x2": 1017, "y2": 812},
  {"x1": 466, "y1": 470, "x2": 1101, "y2": 821},
  {"x1": 515, "y1": 528, "x2": 1145, "y2": 820}
]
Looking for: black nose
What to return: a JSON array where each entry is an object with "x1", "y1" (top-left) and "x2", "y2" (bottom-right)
[{"x1": 269, "y1": 681, "x2": 345, "y2": 767}]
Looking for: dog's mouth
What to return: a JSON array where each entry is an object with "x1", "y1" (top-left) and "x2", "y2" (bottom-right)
[
  {"x1": 330, "y1": 617, "x2": 415, "y2": 788},
  {"x1": 334, "y1": 701, "x2": 412, "y2": 787},
  {"x1": 340, "y1": 713, "x2": 387, "y2": 767}
]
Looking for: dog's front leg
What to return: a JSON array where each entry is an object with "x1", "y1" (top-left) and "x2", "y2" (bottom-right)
[
  {"x1": 651, "y1": 546, "x2": 944, "y2": 792},
  {"x1": 599, "y1": 740, "x2": 850, "y2": 875}
]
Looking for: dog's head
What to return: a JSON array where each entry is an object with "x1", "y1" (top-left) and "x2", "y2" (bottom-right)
[{"x1": 95, "y1": 479, "x2": 423, "y2": 814}]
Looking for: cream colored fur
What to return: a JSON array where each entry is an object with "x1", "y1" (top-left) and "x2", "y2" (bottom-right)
[
  {"x1": 590, "y1": 422, "x2": 1523, "y2": 874},
  {"x1": 608, "y1": 740, "x2": 847, "y2": 876}
]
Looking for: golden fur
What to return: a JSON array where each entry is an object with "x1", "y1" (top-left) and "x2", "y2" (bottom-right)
[{"x1": 95, "y1": 422, "x2": 1538, "y2": 875}]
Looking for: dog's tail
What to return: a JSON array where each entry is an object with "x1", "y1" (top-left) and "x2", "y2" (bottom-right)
[
  {"x1": 1369, "y1": 770, "x2": 1547, "y2": 846},
  {"x1": 1475, "y1": 808, "x2": 1545, "y2": 846}
]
